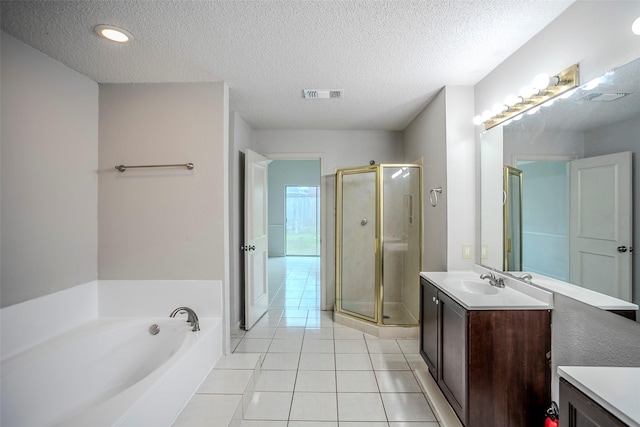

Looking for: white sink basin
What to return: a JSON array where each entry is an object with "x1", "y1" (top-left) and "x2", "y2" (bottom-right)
[{"x1": 442, "y1": 279, "x2": 500, "y2": 295}]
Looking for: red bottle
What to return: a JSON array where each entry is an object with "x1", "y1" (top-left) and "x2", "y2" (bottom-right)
[{"x1": 545, "y1": 418, "x2": 559, "y2": 427}]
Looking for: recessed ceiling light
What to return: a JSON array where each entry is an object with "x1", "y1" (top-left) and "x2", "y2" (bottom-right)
[
  {"x1": 633, "y1": 16, "x2": 640, "y2": 35},
  {"x1": 94, "y1": 25, "x2": 133, "y2": 43}
]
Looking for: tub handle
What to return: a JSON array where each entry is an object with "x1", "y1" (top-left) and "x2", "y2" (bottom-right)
[{"x1": 149, "y1": 324, "x2": 160, "y2": 335}]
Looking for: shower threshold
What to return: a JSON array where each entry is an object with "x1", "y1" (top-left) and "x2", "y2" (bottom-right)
[{"x1": 333, "y1": 306, "x2": 419, "y2": 339}]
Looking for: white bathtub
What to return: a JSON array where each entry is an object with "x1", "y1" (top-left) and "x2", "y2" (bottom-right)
[{"x1": 1, "y1": 316, "x2": 221, "y2": 427}]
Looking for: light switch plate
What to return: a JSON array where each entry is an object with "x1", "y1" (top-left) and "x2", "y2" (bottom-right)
[
  {"x1": 481, "y1": 244, "x2": 488, "y2": 259},
  {"x1": 462, "y1": 244, "x2": 472, "y2": 259}
]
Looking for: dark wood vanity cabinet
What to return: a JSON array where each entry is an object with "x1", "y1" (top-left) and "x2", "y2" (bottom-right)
[
  {"x1": 420, "y1": 276, "x2": 552, "y2": 427},
  {"x1": 559, "y1": 378, "x2": 627, "y2": 427},
  {"x1": 421, "y1": 278, "x2": 439, "y2": 376}
]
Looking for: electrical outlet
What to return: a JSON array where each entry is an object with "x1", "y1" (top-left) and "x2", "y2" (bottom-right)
[
  {"x1": 462, "y1": 244, "x2": 472, "y2": 259},
  {"x1": 481, "y1": 244, "x2": 488, "y2": 259}
]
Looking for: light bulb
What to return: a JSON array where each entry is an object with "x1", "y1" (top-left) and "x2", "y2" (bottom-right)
[
  {"x1": 473, "y1": 115, "x2": 484, "y2": 125},
  {"x1": 532, "y1": 73, "x2": 551, "y2": 89},
  {"x1": 513, "y1": 114, "x2": 523, "y2": 121},
  {"x1": 482, "y1": 110, "x2": 493, "y2": 121},
  {"x1": 542, "y1": 98, "x2": 556, "y2": 108},
  {"x1": 633, "y1": 16, "x2": 640, "y2": 35},
  {"x1": 527, "y1": 106, "x2": 540, "y2": 115},
  {"x1": 492, "y1": 103, "x2": 507, "y2": 115},
  {"x1": 95, "y1": 25, "x2": 133, "y2": 43},
  {"x1": 505, "y1": 94, "x2": 521, "y2": 107},
  {"x1": 533, "y1": 73, "x2": 561, "y2": 89},
  {"x1": 520, "y1": 85, "x2": 537, "y2": 98}
]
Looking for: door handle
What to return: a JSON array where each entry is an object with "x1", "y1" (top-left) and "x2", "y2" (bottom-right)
[
  {"x1": 241, "y1": 245, "x2": 256, "y2": 252},
  {"x1": 617, "y1": 246, "x2": 628, "y2": 253}
]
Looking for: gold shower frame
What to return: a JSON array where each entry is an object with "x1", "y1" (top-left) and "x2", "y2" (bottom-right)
[
  {"x1": 503, "y1": 165, "x2": 523, "y2": 271},
  {"x1": 335, "y1": 164, "x2": 423, "y2": 326}
]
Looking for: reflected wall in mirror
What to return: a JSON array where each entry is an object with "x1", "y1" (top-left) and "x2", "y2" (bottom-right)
[{"x1": 480, "y1": 57, "x2": 639, "y2": 307}]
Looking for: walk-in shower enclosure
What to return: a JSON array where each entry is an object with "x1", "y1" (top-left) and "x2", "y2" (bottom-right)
[{"x1": 336, "y1": 164, "x2": 422, "y2": 327}]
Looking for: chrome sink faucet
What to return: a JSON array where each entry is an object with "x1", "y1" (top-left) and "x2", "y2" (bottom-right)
[
  {"x1": 480, "y1": 272, "x2": 505, "y2": 288},
  {"x1": 170, "y1": 306, "x2": 200, "y2": 331},
  {"x1": 518, "y1": 273, "x2": 533, "y2": 282}
]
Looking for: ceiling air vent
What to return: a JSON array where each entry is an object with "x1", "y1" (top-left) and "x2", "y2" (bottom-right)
[
  {"x1": 581, "y1": 92, "x2": 630, "y2": 102},
  {"x1": 303, "y1": 89, "x2": 343, "y2": 99}
]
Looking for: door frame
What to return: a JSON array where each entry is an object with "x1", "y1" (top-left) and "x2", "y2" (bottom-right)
[{"x1": 266, "y1": 153, "x2": 327, "y2": 310}]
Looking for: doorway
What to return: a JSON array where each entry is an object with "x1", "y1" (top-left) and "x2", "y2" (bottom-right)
[
  {"x1": 267, "y1": 159, "x2": 322, "y2": 311},
  {"x1": 285, "y1": 186, "x2": 320, "y2": 256},
  {"x1": 516, "y1": 158, "x2": 570, "y2": 280}
]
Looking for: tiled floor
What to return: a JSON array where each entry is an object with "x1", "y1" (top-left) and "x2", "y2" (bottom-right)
[{"x1": 175, "y1": 256, "x2": 448, "y2": 427}]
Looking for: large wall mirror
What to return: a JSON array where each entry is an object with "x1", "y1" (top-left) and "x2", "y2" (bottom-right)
[{"x1": 480, "y1": 56, "x2": 639, "y2": 314}]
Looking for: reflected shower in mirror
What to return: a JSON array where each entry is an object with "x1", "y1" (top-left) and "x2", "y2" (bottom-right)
[{"x1": 480, "y1": 56, "x2": 639, "y2": 308}]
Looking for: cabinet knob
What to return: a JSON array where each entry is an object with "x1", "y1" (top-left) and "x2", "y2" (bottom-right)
[
  {"x1": 432, "y1": 296, "x2": 436, "y2": 302},
  {"x1": 435, "y1": 299, "x2": 439, "y2": 305}
]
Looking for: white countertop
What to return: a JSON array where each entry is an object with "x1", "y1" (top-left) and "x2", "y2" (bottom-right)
[
  {"x1": 420, "y1": 271, "x2": 552, "y2": 310},
  {"x1": 511, "y1": 272, "x2": 638, "y2": 311},
  {"x1": 558, "y1": 366, "x2": 640, "y2": 427}
]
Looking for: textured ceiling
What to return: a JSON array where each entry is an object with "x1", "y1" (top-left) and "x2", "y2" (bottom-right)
[{"x1": 1, "y1": 0, "x2": 575, "y2": 130}]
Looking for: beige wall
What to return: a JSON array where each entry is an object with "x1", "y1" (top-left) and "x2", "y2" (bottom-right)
[
  {"x1": 402, "y1": 86, "x2": 476, "y2": 273},
  {"x1": 403, "y1": 88, "x2": 447, "y2": 272},
  {"x1": 98, "y1": 83, "x2": 229, "y2": 283},
  {"x1": 0, "y1": 32, "x2": 99, "y2": 308}
]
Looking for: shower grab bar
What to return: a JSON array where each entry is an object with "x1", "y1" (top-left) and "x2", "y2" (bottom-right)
[{"x1": 115, "y1": 163, "x2": 195, "y2": 172}]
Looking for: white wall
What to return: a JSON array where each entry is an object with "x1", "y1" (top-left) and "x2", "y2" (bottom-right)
[
  {"x1": 474, "y1": 1, "x2": 640, "y2": 400},
  {"x1": 444, "y1": 86, "x2": 476, "y2": 271},
  {"x1": 0, "y1": 32, "x2": 98, "y2": 308},
  {"x1": 254, "y1": 130, "x2": 404, "y2": 175},
  {"x1": 254, "y1": 129, "x2": 403, "y2": 309},
  {"x1": 403, "y1": 89, "x2": 447, "y2": 271},
  {"x1": 403, "y1": 86, "x2": 476, "y2": 273},
  {"x1": 98, "y1": 82, "x2": 229, "y2": 281}
]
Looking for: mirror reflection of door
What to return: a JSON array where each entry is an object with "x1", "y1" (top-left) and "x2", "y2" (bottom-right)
[
  {"x1": 569, "y1": 152, "x2": 633, "y2": 300},
  {"x1": 503, "y1": 166, "x2": 523, "y2": 271}
]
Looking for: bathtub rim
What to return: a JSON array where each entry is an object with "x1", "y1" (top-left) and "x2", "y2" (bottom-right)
[{"x1": 1, "y1": 316, "x2": 221, "y2": 427}]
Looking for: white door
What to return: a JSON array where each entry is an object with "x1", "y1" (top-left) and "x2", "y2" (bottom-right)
[
  {"x1": 244, "y1": 149, "x2": 270, "y2": 330},
  {"x1": 569, "y1": 152, "x2": 633, "y2": 300}
]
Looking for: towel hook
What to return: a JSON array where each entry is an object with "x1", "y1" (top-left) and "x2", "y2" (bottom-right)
[{"x1": 429, "y1": 187, "x2": 443, "y2": 207}]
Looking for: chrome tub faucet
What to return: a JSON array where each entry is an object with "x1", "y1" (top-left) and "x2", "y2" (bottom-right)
[{"x1": 170, "y1": 306, "x2": 200, "y2": 331}]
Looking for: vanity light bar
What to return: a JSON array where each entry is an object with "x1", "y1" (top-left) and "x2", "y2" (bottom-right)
[{"x1": 480, "y1": 64, "x2": 580, "y2": 130}]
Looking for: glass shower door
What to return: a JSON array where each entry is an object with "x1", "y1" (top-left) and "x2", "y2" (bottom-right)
[
  {"x1": 337, "y1": 168, "x2": 378, "y2": 321},
  {"x1": 381, "y1": 165, "x2": 422, "y2": 325}
]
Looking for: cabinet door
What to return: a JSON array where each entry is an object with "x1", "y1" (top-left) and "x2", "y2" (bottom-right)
[
  {"x1": 439, "y1": 291, "x2": 468, "y2": 425},
  {"x1": 420, "y1": 278, "x2": 438, "y2": 377},
  {"x1": 560, "y1": 378, "x2": 627, "y2": 427}
]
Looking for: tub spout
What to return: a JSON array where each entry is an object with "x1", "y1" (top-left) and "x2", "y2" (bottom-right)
[{"x1": 169, "y1": 306, "x2": 200, "y2": 331}]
